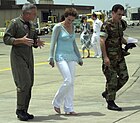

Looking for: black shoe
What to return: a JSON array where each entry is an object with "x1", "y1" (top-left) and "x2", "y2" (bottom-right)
[
  {"x1": 107, "y1": 101, "x2": 122, "y2": 111},
  {"x1": 26, "y1": 112, "x2": 34, "y2": 119},
  {"x1": 16, "y1": 109, "x2": 28, "y2": 121}
]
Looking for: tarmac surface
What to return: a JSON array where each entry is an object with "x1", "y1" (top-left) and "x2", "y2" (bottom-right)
[{"x1": 0, "y1": 26, "x2": 140, "y2": 123}]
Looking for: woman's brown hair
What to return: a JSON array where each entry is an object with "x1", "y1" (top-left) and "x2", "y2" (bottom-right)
[{"x1": 64, "y1": 8, "x2": 78, "y2": 18}]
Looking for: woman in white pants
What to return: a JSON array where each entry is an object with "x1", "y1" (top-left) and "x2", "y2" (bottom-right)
[
  {"x1": 53, "y1": 61, "x2": 75, "y2": 113},
  {"x1": 49, "y1": 8, "x2": 83, "y2": 115}
]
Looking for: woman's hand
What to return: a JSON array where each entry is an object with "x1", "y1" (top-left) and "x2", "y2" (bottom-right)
[
  {"x1": 78, "y1": 59, "x2": 83, "y2": 66},
  {"x1": 49, "y1": 58, "x2": 55, "y2": 68}
]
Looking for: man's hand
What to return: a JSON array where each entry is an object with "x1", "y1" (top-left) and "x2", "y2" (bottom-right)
[
  {"x1": 22, "y1": 34, "x2": 34, "y2": 46},
  {"x1": 36, "y1": 38, "x2": 45, "y2": 48},
  {"x1": 13, "y1": 34, "x2": 34, "y2": 46},
  {"x1": 104, "y1": 56, "x2": 110, "y2": 67},
  {"x1": 38, "y1": 41, "x2": 45, "y2": 48},
  {"x1": 49, "y1": 58, "x2": 55, "y2": 68}
]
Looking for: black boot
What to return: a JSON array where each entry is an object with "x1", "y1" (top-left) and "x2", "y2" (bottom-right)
[
  {"x1": 26, "y1": 112, "x2": 34, "y2": 119},
  {"x1": 16, "y1": 109, "x2": 28, "y2": 121},
  {"x1": 107, "y1": 101, "x2": 122, "y2": 111}
]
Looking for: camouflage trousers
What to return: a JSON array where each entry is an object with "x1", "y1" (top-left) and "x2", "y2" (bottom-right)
[{"x1": 102, "y1": 58, "x2": 129, "y2": 101}]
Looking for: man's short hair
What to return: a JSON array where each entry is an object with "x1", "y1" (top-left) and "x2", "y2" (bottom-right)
[
  {"x1": 112, "y1": 4, "x2": 124, "y2": 12},
  {"x1": 92, "y1": 12, "x2": 97, "y2": 18},
  {"x1": 22, "y1": 3, "x2": 37, "y2": 14}
]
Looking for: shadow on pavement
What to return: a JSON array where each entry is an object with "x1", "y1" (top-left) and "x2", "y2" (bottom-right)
[
  {"x1": 62, "y1": 112, "x2": 105, "y2": 117},
  {"x1": 122, "y1": 105, "x2": 140, "y2": 111},
  {"x1": 29, "y1": 114, "x2": 67, "y2": 122},
  {"x1": 30, "y1": 112, "x2": 105, "y2": 122},
  {"x1": 0, "y1": 54, "x2": 5, "y2": 55}
]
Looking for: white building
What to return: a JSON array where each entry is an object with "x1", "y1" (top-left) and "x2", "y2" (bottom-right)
[
  {"x1": 0, "y1": 0, "x2": 94, "y2": 27},
  {"x1": 39, "y1": 0, "x2": 54, "y2": 4},
  {"x1": 127, "y1": 7, "x2": 140, "y2": 20}
]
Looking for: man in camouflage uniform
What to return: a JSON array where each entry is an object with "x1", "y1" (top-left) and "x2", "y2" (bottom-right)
[
  {"x1": 100, "y1": 4, "x2": 129, "y2": 111},
  {"x1": 3, "y1": 3, "x2": 44, "y2": 121}
]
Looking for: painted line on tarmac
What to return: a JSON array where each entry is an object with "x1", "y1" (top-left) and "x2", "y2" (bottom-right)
[
  {"x1": 0, "y1": 68, "x2": 11, "y2": 72},
  {"x1": 0, "y1": 50, "x2": 94, "y2": 72},
  {"x1": 0, "y1": 43, "x2": 49, "y2": 72},
  {"x1": 0, "y1": 42, "x2": 94, "y2": 73},
  {"x1": 35, "y1": 61, "x2": 48, "y2": 66},
  {"x1": 44, "y1": 42, "x2": 50, "y2": 45},
  {"x1": 0, "y1": 61, "x2": 49, "y2": 72}
]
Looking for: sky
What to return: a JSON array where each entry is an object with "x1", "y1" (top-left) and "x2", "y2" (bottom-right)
[{"x1": 17, "y1": 0, "x2": 140, "y2": 11}]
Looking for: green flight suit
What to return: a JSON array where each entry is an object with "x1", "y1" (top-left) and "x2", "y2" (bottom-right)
[
  {"x1": 100, "y1": 18, "x2": 129, "y2": 101},
  {"x1": 3, "y1": 16, "x2": 38, "y2": 111}
]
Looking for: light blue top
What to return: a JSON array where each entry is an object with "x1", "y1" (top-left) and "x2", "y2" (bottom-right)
[{"x1": 49, "y1": 23, "x2": 82, "y2": 62}]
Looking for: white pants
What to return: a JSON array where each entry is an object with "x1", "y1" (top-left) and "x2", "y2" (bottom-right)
[
  {"x1": 91, "y1": 33, "x2": 102, "y2": 57},
  {"x1": 52, "y1": 60, "x2": 76, "y2": 112}
]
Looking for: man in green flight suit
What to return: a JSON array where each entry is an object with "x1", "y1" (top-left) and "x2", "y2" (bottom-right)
[
  {"x1": 3, "y1": 3, "x2": 44, "y2": 121},
  {"x1": 100, "y1": 4, "x2": 129, "y2": 111}
]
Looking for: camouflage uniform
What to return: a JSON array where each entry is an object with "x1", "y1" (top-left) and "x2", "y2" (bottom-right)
[
  {"x1": 3, "y1": 16, "x2": 38, "y2": 111},
  {"x1": 100, "y1": 18, "x2": 129, "y2": 101}
]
